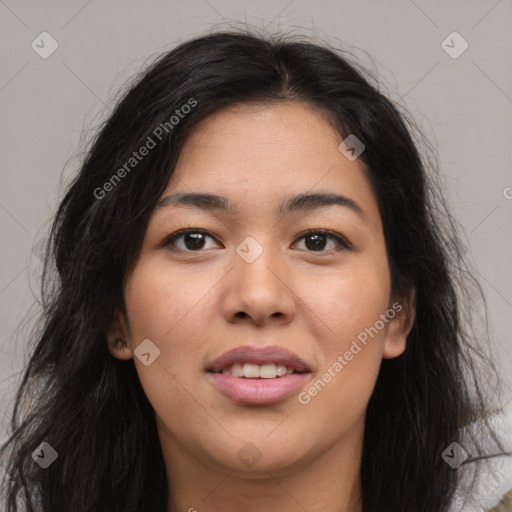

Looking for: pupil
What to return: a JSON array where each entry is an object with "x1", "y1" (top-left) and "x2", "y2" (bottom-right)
[
  {"x1": 185, "y1": 233, "x2": 205, "y2": 250},
  {"x1": 182, "y1": 233, "x2": 327, "y2": 251},
  {"x1": 305, "y1": 233, "x2": 326, "y2": 251}
]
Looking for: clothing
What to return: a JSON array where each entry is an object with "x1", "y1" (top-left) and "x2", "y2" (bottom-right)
[
  {"x1": 490, "y1": 489, "x2": 512, "y2": 511},
  {"x1": 449, "y1": 401, "x2": 512, "y2": 511}
]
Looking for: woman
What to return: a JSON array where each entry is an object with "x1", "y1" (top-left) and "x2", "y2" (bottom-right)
[{"x1": 0, "y1": 29, "x2": 509, "y2": 512}]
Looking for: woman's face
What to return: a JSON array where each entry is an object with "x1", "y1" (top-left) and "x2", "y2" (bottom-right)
[{"x1": 109, "y1": 101, "x2": 413, "y2": 479}]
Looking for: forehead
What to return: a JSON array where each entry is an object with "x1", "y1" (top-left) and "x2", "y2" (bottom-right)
[
  {"x1": 157, "y1": 101, "x2": 381, "y2": 228},
  {"x1": 176, "y1": 101, "x2": 343, "y2": 168}
]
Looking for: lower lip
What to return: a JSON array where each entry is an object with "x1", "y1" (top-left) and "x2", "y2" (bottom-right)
[{"x1": 207, "y1": 372, "x2": 309, "y2": 405}]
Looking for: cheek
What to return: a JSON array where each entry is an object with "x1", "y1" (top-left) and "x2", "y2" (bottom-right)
[
  {"x1": 307, "y1": 254, "x2": 391, "y2": 347},
  {"x1": 122, "y1": 260, "x2": 210, "y2": 400},
  {"x1": 298, "y1": 284, "x2": 389, "y2": 433},
  {"x1": 297, "y1": 348, "x2": 381, "y2": 442},
  {"x1": 299, "y1": 254, "x2": 390, "y2": 412},
  {"x1": 124, "y1": 257, "x2": 212, "y2": 343}
]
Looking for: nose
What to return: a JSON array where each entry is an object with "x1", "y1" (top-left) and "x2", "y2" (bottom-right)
[{"x1": 221, "y1": 235, "x2": 296, "y2": 326}]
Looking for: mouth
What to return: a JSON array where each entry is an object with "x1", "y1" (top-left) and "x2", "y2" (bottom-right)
[
  {"x1": 206, "y1": 345, "x2": 312, "y2": 405},
  {"x1": 210, "y1": 363, "x2": 306, "y2": 378}
]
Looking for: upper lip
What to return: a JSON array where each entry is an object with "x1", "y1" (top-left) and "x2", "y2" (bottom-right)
[{"x1": 206, "y1": 345, "x2": 311, "y2": 373}]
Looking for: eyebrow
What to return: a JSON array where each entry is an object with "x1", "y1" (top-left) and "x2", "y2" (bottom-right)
[{"x1": 155, "y1": 191, "x2": 365, "y2": 220}]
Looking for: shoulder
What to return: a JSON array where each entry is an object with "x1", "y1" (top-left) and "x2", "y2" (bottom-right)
[{"x1": 450, "y1": 402, "x2": 512, "y2": 511}]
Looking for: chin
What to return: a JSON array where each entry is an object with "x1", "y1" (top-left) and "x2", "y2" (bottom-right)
[{"x1": 207, "y1": 439, "x2": 313, "y2": 478}]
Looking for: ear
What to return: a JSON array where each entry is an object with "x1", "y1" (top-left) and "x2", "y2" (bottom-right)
[
  {"x1": 106, "y1": 309, "x2": 133, "y2": 361},
  {"x1": 382, "y1": 287, "x2": 416, "y2": 359}
]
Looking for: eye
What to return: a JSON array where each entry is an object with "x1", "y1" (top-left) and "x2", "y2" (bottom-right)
[
  {"x1": 292, "y1": 229, "x2": 350, "y2": 253},
  {"x1": 162, "y1": 228, "x2": 350, "y2": 253},
  {"x1": 162, "y1": 228, "x2": 220, "y2": 252}
]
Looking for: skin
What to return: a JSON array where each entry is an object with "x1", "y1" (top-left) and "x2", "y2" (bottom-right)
[{"x1": 107, "y1": 101, "x2": 415, "y2": 512}]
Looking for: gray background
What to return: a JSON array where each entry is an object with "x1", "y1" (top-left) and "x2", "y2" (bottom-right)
[{"x1": 1, "y1": 0, "x2": 511, "y2": 444}]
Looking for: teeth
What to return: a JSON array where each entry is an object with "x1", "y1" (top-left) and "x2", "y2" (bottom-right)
[
  {"x1": 232, "y1": 363, "x2": 243, "y2": 377},
  {"x1": 276, "y1": 365, "x2": 288, "y2": 377},
  {"x1": 220, "y1": 363, "x2": 297, "y2": 378},
  {"x1": 243, "y1": 363, "x2": 260, "y2": 378},
  {"x1": 259, "y1": 364, "x2": 276, "y2": 379}
]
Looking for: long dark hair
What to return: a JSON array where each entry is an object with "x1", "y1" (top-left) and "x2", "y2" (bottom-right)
[{"x1": 0, "y1": 28, "x2": 506, "y2": 512}]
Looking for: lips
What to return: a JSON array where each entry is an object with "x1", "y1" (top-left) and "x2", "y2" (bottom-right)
[
  {"x1": 206, "y1": 346, "x2": 311, "y2": 373},
  {"x1": 206, "y1": 345, "x2": 312, "y2": 405}
]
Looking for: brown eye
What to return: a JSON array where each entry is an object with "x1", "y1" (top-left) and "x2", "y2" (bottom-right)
[
  {"x1": 164, "y1": 229, "x2": 220, "y2": 252},
  {"x1": 162, "y1": 228, "x2": 350, "y2": 254},
  {"x1": 293, "y1": 230, "x2": 350, "y2": 252}
]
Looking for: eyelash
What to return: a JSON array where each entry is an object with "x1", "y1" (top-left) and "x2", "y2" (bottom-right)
[{"x1": 162, "y1": 228, "x2": 351, "y2": 254}]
